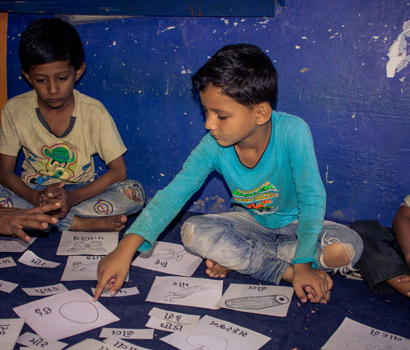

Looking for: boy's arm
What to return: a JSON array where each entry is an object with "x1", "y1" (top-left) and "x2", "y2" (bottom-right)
[
  {"x1": 0, "y1": 154, "x2": 42, "y2": 205},
  {"x1": 393, "y1": 203, "x2": 410, "y2": 267},
  {"x1": 45, "y1": 155, "x2": 127, "y2": 216},
  {"x1": 94, "y1": 233, "x2": 145, "y2": 301}
]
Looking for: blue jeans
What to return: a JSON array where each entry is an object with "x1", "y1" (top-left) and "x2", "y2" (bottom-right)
[
  {"x1": 0, "y1": 179, "x2": 145, "y2": 231},
  {"x1": 181, "y1": 208, "x2": 363, "y2": 284}
]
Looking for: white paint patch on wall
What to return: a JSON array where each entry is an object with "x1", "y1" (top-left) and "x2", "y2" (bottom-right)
[{"x1": 386, "y1": 20, "x2": 410, "y2": 78}]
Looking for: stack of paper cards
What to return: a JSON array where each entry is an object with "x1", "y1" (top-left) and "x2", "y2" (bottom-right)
[
  {"x1": 146, "y1": 307, "x2": 200, "y2": 334},
  {"x1": 132, "y1": 241, "x2": 203, "y2": 276},
  {"x1": 13, "y1": 289, "x2": 119, "y2": 341},
  {"x1": 217, "y1": 283, "x2": 294, "y2": 317},
  {"x1": 57, "y1": 231, "x2": 119, "y2": 256},
  {"x1": 145, "y1": 276, "x2": 223, "y2": 310}
]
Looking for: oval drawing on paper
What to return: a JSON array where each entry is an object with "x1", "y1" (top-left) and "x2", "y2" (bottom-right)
[{"x1": 59, "y1": 300, "x2": 99, "y2": 324}]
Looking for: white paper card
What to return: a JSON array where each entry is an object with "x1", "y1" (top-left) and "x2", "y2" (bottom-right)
[
  {"x1": 0, "y1": 256, "x2": 17, "y2": 268},
  {"x1": 22, "y1": 283, "x2": 68, "y2": 296},
  {"x1": 18, "y1": 250, "x2": 60, "y2": 268},
  {"x1": 132, "y1": 241, "x2": 202, "y2": 276},
  {"x1": 13, "y1": 289, "x2": 120, "y2": 341},
  {"x1": 322, "y1": 317, "x2": 410, "y2": 349},
  {"x1": 61, "y1": 255, "x2": 101, "y2": 281},
  {"x1": 17, "y1": 331, "x2": 67, "y2": 350},
  {"x1": 90, "y1": 286, "x2": 139, "y2": 297},
  {"x1": 103, "y1": 337, "x2": 152, "y2": 350},
  {"x1": 148, "y1": 307, "x2": 200, "y2": 325},
  {"x1": 66, "y1": 338, "x2": 117, "y2": 350},
  {"x1": 0, "y1": 237, "x2": 36, "y2": 253},
  {"x1": 161, "y1": 315, "x2": 271, "y2": 350},
  {"x1": 217, "y1": 283, "x2": 293, "y2": 317},
  {"x1": 146, "y1": 276, "x2": 223, "y2": 310},
  {"x1": 0, "y1": 318, "x2": 25, "y2": 350},
  {"x1": 57, "y1": 231, "x2": 118, "y2": 256},
  {"x1": 146, "y1": 317, "x2": 196, "y2": 334},
  {"x1": 99, "y1": 327, "x2": 154, "y2": 340},
  {"x1": 0, "y1": 279, "x2": 19, "y2": 293}
]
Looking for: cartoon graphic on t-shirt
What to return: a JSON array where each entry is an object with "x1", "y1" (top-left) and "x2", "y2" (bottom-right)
[
  {"x1": 25, "y1": 143, "x2": 78, "y2": 184},
  {"x1": 232, "y1": 182, "x2": 279, "y2": 214}
]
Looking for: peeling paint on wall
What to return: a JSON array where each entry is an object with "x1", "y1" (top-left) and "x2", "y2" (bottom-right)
[{"x1": 386, "y1": 20, "x2": 410, "y2": 78}]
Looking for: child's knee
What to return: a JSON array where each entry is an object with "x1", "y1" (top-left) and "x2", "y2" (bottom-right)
[
  {"x1": 120, "y1": 180, "x2": 145, "y2": 204},
  {"x1": 319, "y1": 227, "x2": 364, "y2": 272}
]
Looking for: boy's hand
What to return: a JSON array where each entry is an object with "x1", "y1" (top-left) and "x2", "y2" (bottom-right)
[
  {"x1": 40, "y1": 183, "x2": 74, "y2": 218},
  {"x1": 292, "y1": 263, "x2": 333, "y2": 304},
  {"x1": 93, "y1": 234, "x2": 144, "y2": 301},
  {"x1": 0, "y1": 203, "x2": 60, "y2": 241},
  {"x1": 94, "y1": 247, "x2": 131, "y2": 301}
]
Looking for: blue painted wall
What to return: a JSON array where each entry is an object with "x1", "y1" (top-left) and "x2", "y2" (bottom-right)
[{"x1": 5, "y1": 0, "x2": 410, "y2": 227}]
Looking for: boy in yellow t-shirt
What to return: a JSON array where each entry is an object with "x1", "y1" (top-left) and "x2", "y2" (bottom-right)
[{"x1": 0, "y1": 18, "x2": 145, "y2": 237}]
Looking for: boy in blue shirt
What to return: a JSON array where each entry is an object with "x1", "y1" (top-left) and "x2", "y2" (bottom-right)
[
  {"x1": 0, "y1": 18, "x2": 145, "y2": 235},
  {"x1": 95, "y1": 44, "x2": 363, "y2": 304}
]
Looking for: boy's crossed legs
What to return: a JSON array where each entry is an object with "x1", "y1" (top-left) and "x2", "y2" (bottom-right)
[
  {"x1": 0, "y1": 179, "x2": 145, "y2": 232},
  {"x1": 181, "y1": 209, "x2": 363, "y2": 301}
]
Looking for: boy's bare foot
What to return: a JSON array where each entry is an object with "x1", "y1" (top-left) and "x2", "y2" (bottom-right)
[
  {"x1": 205, "y1": 259, "x2": 231, "y2": 278},
  {"x1": 70, "y1": 215, "x2": 127, "y2": 232}
]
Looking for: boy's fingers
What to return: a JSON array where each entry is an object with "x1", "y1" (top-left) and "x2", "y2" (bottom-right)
[
  {"x1": 13, "y1": 228, "x2": 31, "y2": 242},
  {"x1": 294, "y1": 285, "x2": 308, "y2": 303}
]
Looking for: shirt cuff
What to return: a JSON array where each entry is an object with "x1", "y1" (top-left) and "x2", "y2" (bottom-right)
[{"x1": 291, "y1": 257, "x2": 319, "y2": 269}]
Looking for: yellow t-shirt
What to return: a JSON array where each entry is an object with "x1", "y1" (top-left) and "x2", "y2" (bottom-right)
[{"x1": 0, "y1": 89, "x2": 126, "y2": 185}]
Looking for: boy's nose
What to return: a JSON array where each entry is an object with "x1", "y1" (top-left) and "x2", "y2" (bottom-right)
[
  {"x1": 47, "y1": 81, "x2": 58, "y2": 94},
  {"x1": 205, "y1": 114, "x2": 217, "y2": 131}
]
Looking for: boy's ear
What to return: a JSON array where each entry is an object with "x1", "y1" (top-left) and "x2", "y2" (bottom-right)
[
  {"x1": 255, "y1": 102, "x2": 272, "y2": 125},
  {"x1": 21, "y1": 70, "x2": 32, "y2": 85},
  {"x1": 75, "y1": 62, "x2": 86, "y2": 81}
]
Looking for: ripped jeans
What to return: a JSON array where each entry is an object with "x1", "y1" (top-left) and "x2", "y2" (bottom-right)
[
  {"x1": 0, "y1": 179, "x2": 145, "y2": 231},
  {"x1": 181, "y1": 208, "x2": 363, "y2": 284}
]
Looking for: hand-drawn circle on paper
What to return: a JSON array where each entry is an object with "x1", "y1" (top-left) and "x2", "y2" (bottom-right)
[{"x1": 59, "y1": 300, "x2": 99, "y2": 324}]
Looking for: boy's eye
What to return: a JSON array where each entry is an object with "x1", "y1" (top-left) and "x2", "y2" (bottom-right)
[
  {"x1": 35, "y1": 79, "x2": 46, "y2": 83},
  {"x1": 218, "y1": 115, "x2": 227, "y2": 120},
  {"x1": 58, "y1": 76, "x2": 68, "y2": 81}
]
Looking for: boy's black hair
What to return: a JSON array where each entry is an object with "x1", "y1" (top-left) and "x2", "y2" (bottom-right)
[
  {"x1": 192, "y1": 44, "x2": 277, "y2": 108},
  {"x1": 19, "y1": 17, "x2": 85, "y2": 74}
]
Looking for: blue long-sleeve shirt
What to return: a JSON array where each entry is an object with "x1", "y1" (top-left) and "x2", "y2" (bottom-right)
[{"x1": 126, "y1": 111, "x2": 326, "y2": 267}]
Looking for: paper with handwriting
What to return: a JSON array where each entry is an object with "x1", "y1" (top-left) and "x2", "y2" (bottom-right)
[
  {"x1": 0, "y1": 236, "x2": 36, "y2": 253},
  {"x1": 99, "y1": 327, "x2": 154, "y2": 340},
  {"x1": 0, "y1": 318, "x2": 25, "y2": 350},
  {"x1": 13, "y1": 289, "x2": 120, "y2": 341},
  {"x1": 0, "y1": 256, "x2": 16, "y2": 268},
  {"x1": 103, "y1": 337, "x2": 152, "y2": 350},
  {"x1": 146, "y1": 276, "x2": 223, "y2": 310},
  {"x1": 17, "y1": 331, "x2": 67, "y2": 350},
  {"x1": 18, "y1": 250, "x2": 60, "y2": 268},
  {"x1": 322, "y1": 317, "x2": 410, "y2": 350},
  {"x1": 161, "y1": 315, "x2": 271, "y2": 350},
  {"x1": 22, "y1": 283, "x2": 68, "y2": 296},
  {"x1": 132, "y1": 241, "x2": 202, "y2": 277},
  {"x1": 91, "y1": 286, "x2": 139, "y2": 298},
  {"x1": 57, "y1": 231, "x2": 118, "y2": 256},
  {"x1": 216, "y1": 283, "x2": 293, "y2": 317}
]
